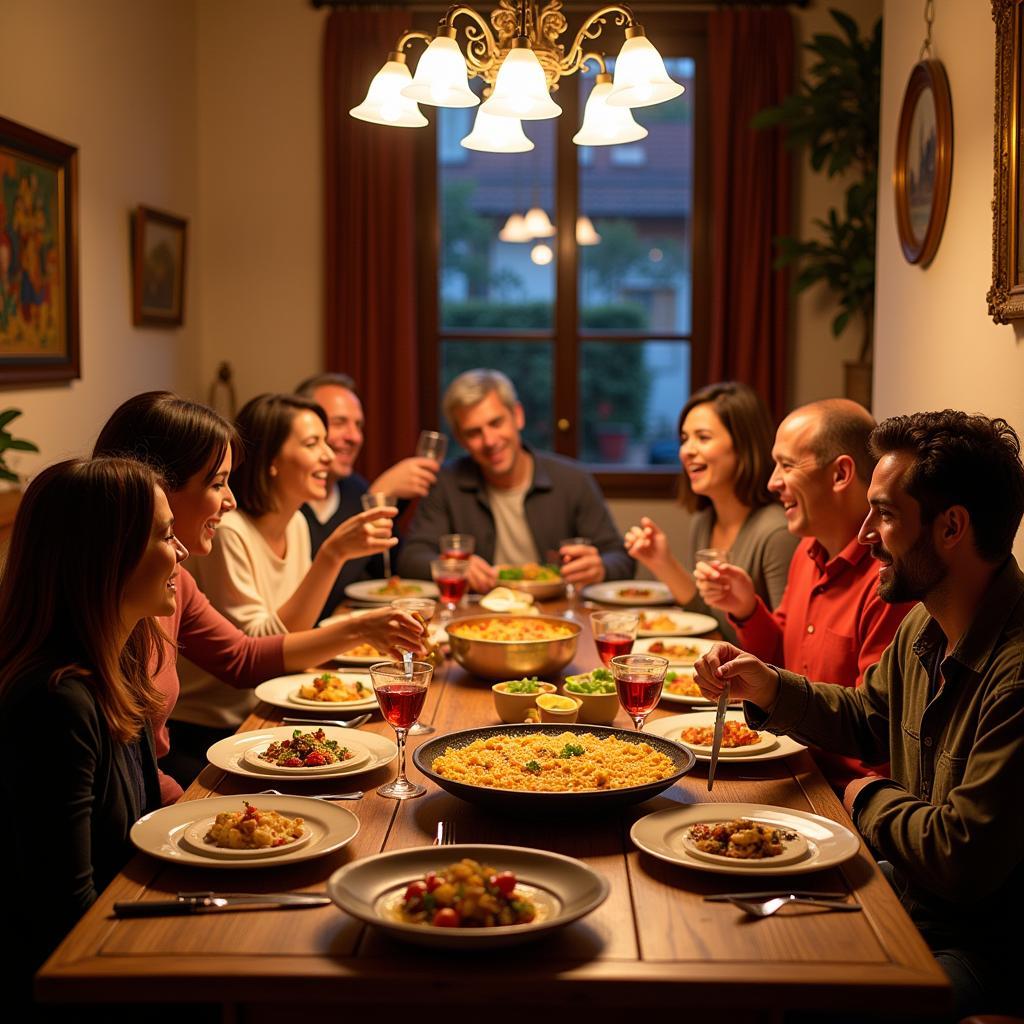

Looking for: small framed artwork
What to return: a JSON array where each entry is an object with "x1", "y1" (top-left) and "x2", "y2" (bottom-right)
[
  {"x1": 893, "y1": 59, "x2": 953, "y2": 267},
  {"x1": 990, "y1": 0, "x2": 1024, "y2": 322},
  {"x1": 0, "y1": 115, "x2": 80, "y2": 385},
  {"x1": 132, "y1": 205, "x2": 187, "y2": 327}
]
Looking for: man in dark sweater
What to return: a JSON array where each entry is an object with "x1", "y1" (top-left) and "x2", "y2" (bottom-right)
[{"x1": 295, "y1": 373, "x2": 441, "y2": 619}]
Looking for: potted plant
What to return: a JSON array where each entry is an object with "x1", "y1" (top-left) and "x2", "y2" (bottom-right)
[
  {"x1": 0, "y1": 409, "x2": 38, "y2": 484},
  {"x1": 753, "y1": 9, "x2": 881, "y2": 406}
]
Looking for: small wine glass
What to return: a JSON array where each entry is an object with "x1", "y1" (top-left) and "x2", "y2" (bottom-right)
[
  {"x1": 391, "y1": 597, "x2": 439, "y2": 736},
  {"x1": 591, "y1": 610, "x2": 639, "y2": 667},
  {"x1": 360, "y1": 491, "x2": 397, "y2": 580},
  {"x1": 558, "y1": 535, "x2": 592, "y2": 618},
  {"x1": 609, "y1": 653, "x2": 669, "y2": 732},
  {"x1": 430, "y1": 556, "x2": 470, "y2": 620},
  {"x1": 439, "y1": 533, "x2": 475, "y2": 560},
  {"x1": 695, "y1": 547, "x2": 731, "y2": 571},
  {"x1": 416, "y1": 430, "x2": 449, "y2": 464},
  {"x1": 369, "y1": 659, "x2": 432, "y2": 799}
]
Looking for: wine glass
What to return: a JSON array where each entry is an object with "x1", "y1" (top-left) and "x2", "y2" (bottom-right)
[
  {"x1": 360, "y1": 491, "x2": 397, "y2": 580},
  {"x1": 416, "y1": 430, "x2": 449, "y2": 464},
  {"x1": 430, "y1": 556, "x2": 470, "y2": 620},
  {"x1": 369, "y1": 659, "x2": 432, "y2": 799},
  {"x1": 439, "y1": 533, "x2": 474, "y2": 560},
  {"x1": 591, "y1": 610, "x2": 639, "y2": 667},
  {"x1": 391, "y1": 597, "x2": 439, "y2": 736},
  {"x1": 609, "y1": 653, "x2": 669, "y2": 732},
  {"x1": 558, "y1": 535, "x2": 591, "y2": 618},
  {"x1": 695, "y1": 547, "x2": 731, "y2": 571}
]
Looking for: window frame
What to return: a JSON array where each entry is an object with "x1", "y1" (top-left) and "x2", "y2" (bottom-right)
[{"x1": 414, "y1": 7, "x2": 709, "y2": 498}]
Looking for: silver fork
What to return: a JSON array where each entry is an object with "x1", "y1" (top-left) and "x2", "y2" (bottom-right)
[
  {"x1": 433, "y1": 821, "x2": 456, "y2": 846},
  {"x1": 281, "y1": 713, "x2": 372, "y2": 729},
  {"x1": 258, "y1": 788, "x2": 363, "y2": 800},
  {"x1": 727, "y1": 894, "x2": 861, "y2": 918}
]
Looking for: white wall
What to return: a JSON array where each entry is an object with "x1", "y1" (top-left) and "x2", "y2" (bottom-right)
[{"x1": 0, "y1": 0, "x2": 200, "y2": 478}]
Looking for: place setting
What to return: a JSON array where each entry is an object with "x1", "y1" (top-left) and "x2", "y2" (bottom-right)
[
  {"x1": 254, "y1": 670, "x2": 379, "y2": 713},
  {"x1": 646, "y1": 710, "x2": 807, "y2": 763}
]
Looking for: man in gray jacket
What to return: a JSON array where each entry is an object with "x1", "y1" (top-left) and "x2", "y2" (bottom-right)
[{"x1": 398, "y1": 369, "x2": 634, "y2": 592}]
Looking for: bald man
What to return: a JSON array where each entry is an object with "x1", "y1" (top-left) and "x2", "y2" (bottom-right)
[{"x1": 697, "y1": 400, "x2": 915, "y2": 790}]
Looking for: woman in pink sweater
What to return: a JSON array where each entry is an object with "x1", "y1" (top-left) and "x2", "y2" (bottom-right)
[{"x1": 94, "y1": 392, "x2": 424, "y2": 802}]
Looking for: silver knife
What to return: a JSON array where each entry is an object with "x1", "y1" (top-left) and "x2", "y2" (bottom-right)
[
  {"x1": 113, "y1": 891, "x2": 331, "y2": 917},
  {"x1": 707, "y1": 683, "x2": 730, "y2": 792}
]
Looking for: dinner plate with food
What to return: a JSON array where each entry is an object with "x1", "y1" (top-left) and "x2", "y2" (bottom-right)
[
  {"x1": 254, "y1": 671, "x2": 378, "y2": 712},
  {"x1": 634, "y1": 635, "x2": 716, "y2": 666},
  {"x1": 630, "y1": 802, "x2": 860, "y2": 875},
  {"x1": 328, "y1": 844, "x2": 608, "y2": 948},
  {"x1": 207, "y1": 725, "x2": 398, "y2": 780},
  {"x1": 659, "y1": 669, "x2": 729, "y2": 707},
  {"x1": 646, "y1": 712, "x2": 806, "y2": 762},
  {"x1": 344, "y1": 577, "x2": 440, "y2": 605},
  {"x1": 413, "y1": 722, "x2": 695, "y2": 810},
  {"x1": 581, "y1": 580, "x2": 674, "y2": 606},
  {"x1": 635, "y1": 609, "x2": 720, "y2": 637},
  {"x1": 130, "y1": 794, "x2": 360, "y2": 868}
]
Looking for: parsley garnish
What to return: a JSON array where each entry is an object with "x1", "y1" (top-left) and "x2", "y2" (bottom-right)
[
  {"x1": 524, "y1": 760, "x2": 542, "y2": 774},
  {"x1": 560, "y1": 743, "x2": 585, "y2": 758}
]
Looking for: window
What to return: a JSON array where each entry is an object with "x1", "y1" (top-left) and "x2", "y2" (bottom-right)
[{"x1": 416, "y1": 12, "x2": 708, "y2": 495}]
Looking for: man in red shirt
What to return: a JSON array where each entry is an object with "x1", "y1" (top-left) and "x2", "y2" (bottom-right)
[{"x1": 696, "y1": 398, "x2": 915, "y2": 789}]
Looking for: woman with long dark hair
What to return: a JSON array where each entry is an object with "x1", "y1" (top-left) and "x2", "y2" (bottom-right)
[
  {"x1": 95, "y1": 391, "x2": 424, "y2": 793},
  {"x1": 625, "y1": 382, "x2": 797, "y2": 640},
  {"x1": 0, "y1": 457, "x2": 186, "y2": 991}
]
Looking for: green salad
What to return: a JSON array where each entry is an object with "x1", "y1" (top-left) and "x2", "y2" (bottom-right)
[
  {"x1": 500, "y1": 676, "x2": 544, "y2": 694},
  {"x1": 563, "y1": 668, "x2": 616, "y2": 695}
]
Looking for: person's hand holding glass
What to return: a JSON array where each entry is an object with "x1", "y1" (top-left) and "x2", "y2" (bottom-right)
[
  {"x1": 391, "y1": 597, "x2": 439, "y2": 735},
  {"x1": 360, "y1": 491, "x2": 398, "y2": 579},
  {"x1": 609, "y1": 653, "x2": 668, "y2": 732},
  {"x1": 693, "y1": 547, "x2": 735, "y2": 609},
  {"x1": 416, "y1": 430, "x2": 448, "y2": 463},
  {"x1": 369, "y1": 660, "x2": 432, "y2": 799}
]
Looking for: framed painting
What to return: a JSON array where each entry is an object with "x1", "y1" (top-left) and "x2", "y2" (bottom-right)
[
  {"x1": 0, "y1": 116, "x2": 79, "y2": 385},
  {"x1": 132, "y1": 205, "x2": 187, "y2": 327},
  {"x1": 893, "y1": 59, "x2": 953, "y2": 267},
  {"x1": 990, "y1": 0, "x2": 1024, "y2": 322}
]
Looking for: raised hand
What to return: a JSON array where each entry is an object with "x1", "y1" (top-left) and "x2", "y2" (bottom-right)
[
  {"x1": 623, "y1": 516, "x2": 671, "y2": 570},
  {"x1": 559, "y1": 542, "x2": 605, "y2": 585},
  {"x1": 694, "y1": 562, "x2": 757, "y2": 618},
  {"x1": 370, "y1": 457, "x2": 439, "y2": 500},
  {"x1": 692, "y1": 642, "x2": 780, "y2": 711},
  {"x1": 322, "y1": 505, "x2": 398, "y2": 564}
]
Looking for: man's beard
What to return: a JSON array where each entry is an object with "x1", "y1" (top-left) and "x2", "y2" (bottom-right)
[{"x1": 875, "y1": 529, "x2": 947, "y2": 603}]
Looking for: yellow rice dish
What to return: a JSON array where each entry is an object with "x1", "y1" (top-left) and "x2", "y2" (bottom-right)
[
  {"x1": 448, "y1": 617, "x2": 574, "y2": 642},
  {"x1": 431, "y1": 731, "x2": 676, "y2": 792}
]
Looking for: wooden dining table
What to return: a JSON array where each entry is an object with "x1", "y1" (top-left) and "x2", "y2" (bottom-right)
[{"x1": 37, "y1": 598, "x2": 950, "y2": 1021}]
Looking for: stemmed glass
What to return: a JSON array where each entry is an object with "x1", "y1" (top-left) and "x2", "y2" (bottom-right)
[
  {"x1": 369, "y1": 659, "x2": 432, "y2": 799},
  {"x1": 439, "y1": 533, "x2": 474, "y2": 561},
  {"x1": 609, "y1": 653, "x2": 669, "y2": 732},
  {"x1": 416, "y1": 430, "x2": 449, "y2": 463},
  {"x1": 360, "y1": 491, "x2": 397, "y2": 580},
  {"x1": 557, "y1": 535, "x2": 591, "y2": 619},
  {"x1": 591, "y1": 610, "x2": 639, "y2": 667},
  {"x1": 431, "y1": 556, "x2": 470, "y2": 620},
  {"x1": 391, "y1": 597, "x2": 439, "y2": 736}
]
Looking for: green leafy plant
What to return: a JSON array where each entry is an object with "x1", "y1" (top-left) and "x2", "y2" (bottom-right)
[
  {"x1": 752, "y1": 9, "x2": 881, "y2": 365},
  {"x1": 0, "y1": 409, "x2": 38, "y2": 484}
]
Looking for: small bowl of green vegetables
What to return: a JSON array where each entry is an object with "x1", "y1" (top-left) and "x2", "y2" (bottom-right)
[
  {"x1": 492, "y1": 677, "x2": 558, "y2": 723},
  {"x1": 562, "y1": 669, "x2": 621, "y2": 726}
]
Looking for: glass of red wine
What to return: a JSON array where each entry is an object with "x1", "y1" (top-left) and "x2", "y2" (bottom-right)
[
  {"x1": 369, "y1": 659, "x2": 433, "y2": 799},
  {"x1": 391, "y1": 597, "x2": 439, "y2": 736},
  {"x1": 430, "y1": 556, "x2": 470, "y2": 620},
  {"x1": 609, "y1": 653, "x2": 669, "y2": 732},
  {"x1": 590, "y1": 610, "x2": 639, "y2": 667},
  {"x1": 438, "y1": 533, "x2": 474, "y2": 560}
]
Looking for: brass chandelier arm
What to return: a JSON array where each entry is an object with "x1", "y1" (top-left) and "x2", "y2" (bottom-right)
[
  {"x1": 438, "y1": 5, "x2": 503, "y2": 78},
  {"x1": 559, "y1": 3, "x2": 636, "y2": 76},
  {"x1": 579, "y1": 51, "x2": 608, "y2": 76},
  {"x1": 393, "y1": 29, "x2": 434, "y2": 55}
]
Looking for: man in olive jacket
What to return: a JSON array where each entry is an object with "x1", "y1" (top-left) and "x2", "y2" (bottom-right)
[{"x1": 694, "y1": 410, "x2": 1024, "y2": 1019}]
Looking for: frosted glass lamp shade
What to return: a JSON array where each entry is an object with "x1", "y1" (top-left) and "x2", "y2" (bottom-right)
[
  {"x1": 402, "y1": 36, "x2": 480, "y2": 108},
  {"x1": 483, "y1": 46, "x2": 562, "y2": 120},
  {"x1": 572, "y1": 78, "x2": 648, "y2": 145},
  {"x1": 606, "y1": 36, "x2": 685, "y2": 108},
  {"x1": 462, "y1": 108, "x2": 534, "y2": 152},
  {"x1": 576, "y1": 216, "x2": 601, "y2": 245},
  {"x1": 530, "y1": 242, "x2": 554, "y2": 265},
  {"x1": 499, "y1": 213, "x2": 533, "y2": 242},
  {"x1": 350, "y1": 59, "x2": 428, "y2": 127},
  {"x1": 524, "y1": 206, "x2": 555, "y2": 237}
]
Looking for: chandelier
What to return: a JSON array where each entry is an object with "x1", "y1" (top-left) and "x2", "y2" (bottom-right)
[{"x1": 350, "y1": 0, "x2": 684, "y2": 153}]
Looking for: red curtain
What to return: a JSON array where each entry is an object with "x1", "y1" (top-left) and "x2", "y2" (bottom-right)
[
  {"x1": 324, "y1": 7, "x2": 419, "y2": 478},
  {"x1": 707, "y1": 8, "x2": 794, "y2": 423}
]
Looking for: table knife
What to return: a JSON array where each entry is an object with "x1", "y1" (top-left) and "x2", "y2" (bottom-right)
[
  {"x1": 113, "y1": 891, "x2": 331, "y2": 917},
  {"x1": 707, "y1": 683, "x2": 730, "y2": 792}
]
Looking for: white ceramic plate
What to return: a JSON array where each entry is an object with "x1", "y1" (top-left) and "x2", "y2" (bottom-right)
[
  {"x1": 254, "y1": 672, "x2": 378, "y2": 712},
  {"x1": 661, "y1": 710, "x2": 779, "y2": 757},
  {"x1": 659, "y1": 670, "x2": 716, "y2": 707},
  {"x1": 241, "y1": 732, "x2": 372, "y2": 774},
  {"x1": 634, "y1": 636, "x2": 717, "y2": 666},
  {"x1": 630, "y1": 802, "x2": 860, "y2": 875},
  {"x1": 344, "y1": 578, "x2": 439, "y2": 605},
  {"x1": 207, "y1": 726, "x2": 398, "y2": 780},
  {"x1": 635, "y1": 609, "x2": 720, "y2": 637},
  {"x1": 328, "y1": 843, "x2": 608, "y2": 948},
  {"x1": 582, "y1": 581, "x2": 674, "y2": 606},
  {"x1": 131, "y1": 794, "x2": 359, "y2": 869},
  {"x1": 646, "y1": 713, "x2": 806, "y2": 763}
]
